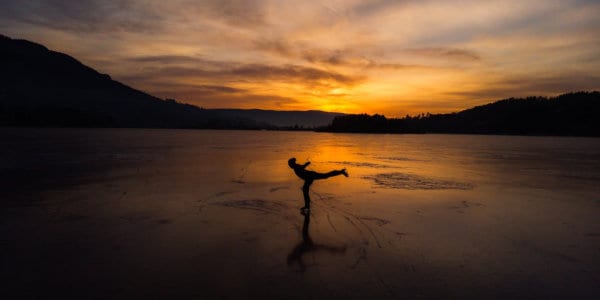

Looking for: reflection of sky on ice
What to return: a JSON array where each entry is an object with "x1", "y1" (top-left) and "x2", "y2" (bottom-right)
[{"x1": 1, "y1": 128, "x2": 599, "y2": 298}]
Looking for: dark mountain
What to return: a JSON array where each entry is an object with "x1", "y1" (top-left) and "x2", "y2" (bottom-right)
[
  {"x1": 322, "y1": 91, "x2": 600, "y2": 136},
  {"x1": 0, "y1": 34, "x2": 210, "y2": 128},
  {"x1": 0, "y1": 34, "x2": 341, "y2": 129}
]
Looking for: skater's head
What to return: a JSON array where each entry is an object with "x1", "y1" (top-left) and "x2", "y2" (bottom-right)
[{"x1": 288, "y1": 157, "x2": 296, "y2": 168}]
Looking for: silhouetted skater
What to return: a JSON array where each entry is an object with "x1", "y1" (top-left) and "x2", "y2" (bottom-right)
[{"x1": 288, "y1": 157, "x2": 348, "y2": 211}]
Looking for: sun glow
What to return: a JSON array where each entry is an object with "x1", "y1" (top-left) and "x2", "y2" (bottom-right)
[{"x1": 2, "y1": 0, "x2": 598, "y2": 115}]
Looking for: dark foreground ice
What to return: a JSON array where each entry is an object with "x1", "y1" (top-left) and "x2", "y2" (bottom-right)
[{"x1": 1, "y1": 128, "x2": 599, "y2": 299}]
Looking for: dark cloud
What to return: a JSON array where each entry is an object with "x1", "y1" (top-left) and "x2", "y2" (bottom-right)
[
  {"x1": 351, "y1": 0, "x2": 415, "y2": 17},
  {"x1": 126, "y1": 55, "x2": 205, "y2": 64},
  {"x1": 120, "y1": 59, "x2": 362, "y2": 88},
  {"x1": 252, "y1": 38, "x2": 351, "y2": 66},
  {"x1": 301, "y1": 50, "x2": 434, "y2": 70},
  {"x1": 447, "y1": 74, "x2": 600, "y2": 100},
  {"x1": 114, "y1": 57, "x2": 362, "y2": 109},
  {"x1": 498, "y1": 74, "x2": 600, "y2": 94},
  {"x1": 119, "y1": 67, "x2": 212, "y2": 82},
  {"x1": 196, "y1": 0, "x2": 266, "y2": 27},
  {"x1": 366, "y1": 62, "x2": 431, "y2": 70},
  {"x1": 146, "y1": 82, "x2": 245, "y2": 95},
  {"x1": 190, "y1": 93, "x2": 300, "y2": 109},
  {"x1": 125, "y1": 79, "x2": 239, "y2": 94},
  {"x1": 302, "y1": 49, "x2": 348, "y2": 66},
  {"x1": 252, "y1": 38, "x2": 437, "y2": 70},
  {"x1": 117, "y1": 78, "x2": 298, "y2": 109},
  {"x1": 253, "y1": 39, "x2": 293, "y2": 57},
  {"x1": 195, "y1": 85, "x2": 244, "y2": 94},
  {"x1": 405, "y1": 47, "x2": 481, "y2": 61},
  {"x1": 230, "y1": 64, "x2": 360, "y2": 85},
  {"x1": 0, "y1": 0, "x2": 267, "y2": 33},
  {"x1": 0, "y1": 0, "x2": 162, "y2": 33},
  {"x1": 150, "y1": 87, "x2": 300, "y2": 109},
  {"x1": 125, "y1": 55, "x2": 237, "y2": 71}
]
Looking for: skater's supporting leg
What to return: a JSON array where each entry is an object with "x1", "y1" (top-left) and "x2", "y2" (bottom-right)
[{"x1": 302, "y1": 180, "x2": 313, "y2": 210}]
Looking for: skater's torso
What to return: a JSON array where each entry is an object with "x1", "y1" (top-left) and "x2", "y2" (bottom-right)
[{"x1": 291, "y1": 164, "x2": 310, "y2": 180}]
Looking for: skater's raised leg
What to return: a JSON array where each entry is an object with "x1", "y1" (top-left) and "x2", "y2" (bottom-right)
[{"x1": 313, "y1": 168, "x2": 348, "y2": 180}]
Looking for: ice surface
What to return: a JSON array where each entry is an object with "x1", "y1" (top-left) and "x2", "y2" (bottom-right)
[{"x1": 1, "y1": 128, "x2": 599, "y2": 298}]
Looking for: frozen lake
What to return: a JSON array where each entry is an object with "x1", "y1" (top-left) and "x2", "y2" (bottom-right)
[{"x1": 1, "y1": 128, "x2": 599, "y2": 298}]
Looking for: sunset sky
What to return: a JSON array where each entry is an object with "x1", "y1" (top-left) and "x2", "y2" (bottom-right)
[{"x1": 1, "y1": 0, "x2": 599, "y2": 116}]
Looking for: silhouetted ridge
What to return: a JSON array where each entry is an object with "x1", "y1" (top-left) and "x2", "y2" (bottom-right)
[
  {"x1": 1, "y1": 34, "x2": 286, "y2": 129},
  {"x1": 321, "y1": 92, "x2": 600, "y2": 136},
  {"x1": 1, "y1": 35, "x2": 110, "y2": 87},
  {"x1": 1, "y1": 34, "x2": 199, "y2": 127},
  {"x1": 0, "y1": 34, "x2": 344, "y2": 129}
]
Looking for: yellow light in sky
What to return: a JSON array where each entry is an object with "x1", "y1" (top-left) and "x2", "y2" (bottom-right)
[{"x1": 3, "y1": 0, "x2": 597, "y2": 115}]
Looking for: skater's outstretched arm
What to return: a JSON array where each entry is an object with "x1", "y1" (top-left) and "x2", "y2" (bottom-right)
[{"x1": 301, "y1": 161, "x2": 310, "y2": 169}]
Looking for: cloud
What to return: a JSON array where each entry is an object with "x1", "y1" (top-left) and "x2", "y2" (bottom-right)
[
  {"x1": 446, "y1": 73, "x2": 600, "y2": 101},
  {"x1": 121, "y1": 66, "x2": 212, "y2": 80},
  {"x1": 0, "y1": 0, "x2": 268, "y2": 34},
  {"x1": 195, "y1": 85, "x2": 245, "y2": 94},
  {"x1": 0, "y1": 0, "x2": 163, "y2": 33},
  {"x1": 252, "y1": 38, "x2": 352, "y2": 66},
  {"x1": 2, "y1": 0, "x2": 598, "y2": 114},
  {"x1": 123, "y1": 77, "x2": 301, "y2": 109},
  {"x1": 405, "y1": 47, "x2": 481, "y2": 61},
  {"x1": 150, "y1": 86, "x2": 301, "y2": 109},
  {"x1": 230, "y1": 64, "x2": 360, "y2": 86},
  {"x1": 252, "y1": 38, "x2": 435, "y2": 71},
  {"x1": 498, "y1": 75, "x2": 600, "y2": 94},
  {"x1": 301, "y1": 48, "x2": 349, "y2": 66},
  {"x1": 151, "y1": 83, "x2": 245, "y2": 95},
  {"x1": 351, "y1": 0, "x2": 415, "y2": 17},
  {"x1": 253, "y1": 39, "x2": 294, "y2": 57},
  {"x1": 366, "y1": 62, "x2": 432, "y2": 70},
  {"x1": 126, "y1": 55, "x2": 205, "y2": 64},
  {"x1": 194, "y1": 0, "x2": 267, "y2": 27},
  {"x1": 300, "y1": 49, "x2": 436, "y2": 70},
  {"x1": 137, "y1": 82, "x2": 245, "y2": 99},
  {"x1": 124, "y1": 55, "x2": 238, "y2": 72},
  {"x1": 119, "y1": 56, "x2": 362, "y2": 88}
]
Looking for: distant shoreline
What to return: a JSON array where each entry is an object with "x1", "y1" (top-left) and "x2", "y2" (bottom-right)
[
  {"x1": 2, "y1": 35, "x2": 598, "y2": 136},
  {"x1": 3, "y1": 126, "x2": 600, "y2": 138}
]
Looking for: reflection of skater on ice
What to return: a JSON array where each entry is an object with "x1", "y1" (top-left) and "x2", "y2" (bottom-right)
[
  {"x1": 287, "y1": 210, "x2": 347, "y2": 272},
  {"x1": 288, "y1": 157, "x2": 348, "y2": 211}
]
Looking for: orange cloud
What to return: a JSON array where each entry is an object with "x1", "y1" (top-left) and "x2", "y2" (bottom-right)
[{"x1": 0, "y1": 0, "x2": 598, "y2": 115}]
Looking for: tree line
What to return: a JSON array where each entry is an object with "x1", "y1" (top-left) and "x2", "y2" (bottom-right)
[{"x1": 318, "y1": 91, "x2": 600, "y2": 136}]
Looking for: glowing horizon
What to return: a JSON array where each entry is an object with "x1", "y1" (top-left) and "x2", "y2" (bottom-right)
[{"x1": 1, "y1": 0, "x2": 599, "y2": 116}]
